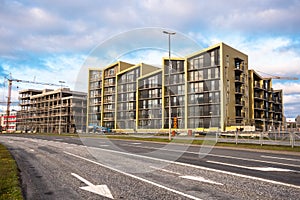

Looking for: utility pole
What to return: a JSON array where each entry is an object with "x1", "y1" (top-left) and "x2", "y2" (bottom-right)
[{"x1": 163, "y1": 31, "x2": 176, "y2": 141}]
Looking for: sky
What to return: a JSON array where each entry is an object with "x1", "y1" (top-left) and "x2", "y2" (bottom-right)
[{"x1": 0, "y1": 0, "x2": 300, "y2": 117}]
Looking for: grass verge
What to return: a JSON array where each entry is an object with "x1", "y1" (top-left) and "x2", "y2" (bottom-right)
[{"x1": 0, "y1": 143, "x2": 23, "y2": 200}]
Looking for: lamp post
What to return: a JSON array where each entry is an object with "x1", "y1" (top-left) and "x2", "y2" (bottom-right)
[
  {"x1": 163, "y1": 30, "x2": 176, "y2": 141},
  {"x1": 58, "y1": 81, "x2": 65, "y2": 134}
]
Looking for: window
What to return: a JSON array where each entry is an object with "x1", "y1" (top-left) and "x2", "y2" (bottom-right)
[
  {"x1": 197, "y1": 94, "x2": 204, "y2": 104},
  {"x1": 199, "y1": 55, "x2": 204, "y2": 68},
  {"x1": 194, "y1": 58, "x2": 199, "y2": 69},
  {"x1": 188, "y1": 59, "x2": 194, "y2": 70},
  {"x1": 109, "y1": 68, "x2": 115, "y2": 76},
  {"x1": 178, "y1": 85, "x2": 184, "y2": 95},
  {"x1": 211, "y1": 51, "x2": 215, "y2": 66}
]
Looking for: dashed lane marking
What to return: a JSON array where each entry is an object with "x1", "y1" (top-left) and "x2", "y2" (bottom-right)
[
  {"x1": 261, "y1": 155, "x2": 300, "y2": 162},
  {"x1": 206, "y1": 160, "x2": 297, "y2": 172},
  {"x1": 149, "y1": 166, "x2": 223, "y2": 185}
]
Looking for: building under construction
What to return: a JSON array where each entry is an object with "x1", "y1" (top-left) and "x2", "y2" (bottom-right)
[{"x1": 17, "y1": 88, "x2": 86, "y2": 133}]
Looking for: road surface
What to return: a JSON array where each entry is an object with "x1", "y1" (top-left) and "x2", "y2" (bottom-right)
[{"x1": 0, "y1": 134, "x2": 299, "y2": 199}]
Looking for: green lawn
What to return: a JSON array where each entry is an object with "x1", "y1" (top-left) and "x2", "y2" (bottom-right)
[{"x1": 0, "y1": 144, "x2": 23, "y2": 200}]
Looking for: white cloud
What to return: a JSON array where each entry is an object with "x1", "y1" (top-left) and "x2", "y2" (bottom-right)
[
  {"x1": 2, "y1": 54, "x2": 87, "y2": 102},
  {"x1": 273, "y1": 82, "x2": 300, "y2": 95},
  {"x1": 207, "y1": 35, "x2": 300, "y2": 76}
]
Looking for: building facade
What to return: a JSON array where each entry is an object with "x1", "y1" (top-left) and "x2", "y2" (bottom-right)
[
  {"x1": 18, "y1": 88, "x2": 87, "y2": 133},
  {"x1": 0, "y1": 111, "x2": 17, "y2": 132},
  {"x1": 248, "y1": 70, "x2": 284, "y2": 131},
  {"x1": 87, "y1": 42, "x2": 284, "y2": 132}
]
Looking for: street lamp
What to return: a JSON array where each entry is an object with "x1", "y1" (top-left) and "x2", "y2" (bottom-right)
[
  {"x1": 163, "y1": 30, "x2": 176, "y2": 141},
  {"x1": 58, "y1": 81, "x2": 65, "y2": 134}
]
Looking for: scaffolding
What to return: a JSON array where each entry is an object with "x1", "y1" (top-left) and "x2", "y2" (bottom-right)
[{"x1": 17, "y1": 88, "x2": 87, "y2": 133}]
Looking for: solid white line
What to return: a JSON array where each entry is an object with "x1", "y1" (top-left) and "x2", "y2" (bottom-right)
[
  {"x1": 64, "y1": 151, "x2": 202, "y2": 200},
  {"x1": 261, "y1": 155, "x2": 300, "y2": 162},
  {"x1": 206, "y1": 160, "x2": 295, "y2": 172},
  {"x1": 180, "y1": 176, "x2": 223, "y2": 186},
  {"x1": 81, "y1": 146, "x2": 300, "y2": 189},
  {"x1": 120, "y1": 143, "x2": 300, "y2": 168},
  {"x1": 149, "y1": 166, "x2": 182, "y2": 175}
]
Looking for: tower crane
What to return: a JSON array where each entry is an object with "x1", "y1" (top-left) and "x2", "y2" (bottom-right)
[
  {"x1": 256, "y1": 70, "x2": 299, "y2": 80},
  {"x1": 4, "y1": 75, "x2": 64, "y2": 132}
]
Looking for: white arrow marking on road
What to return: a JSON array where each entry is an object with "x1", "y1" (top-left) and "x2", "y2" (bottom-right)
[
  {"x1": 180, "y1": 176, "x2": 224, "y2": 185},
  {"x1": 71, "y1": 173, "x2": 114, "y2": 199}
]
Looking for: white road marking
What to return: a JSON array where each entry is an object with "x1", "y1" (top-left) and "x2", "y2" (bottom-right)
[
  {"x1": 180, "y1": 176, "x2": 223, "y2": 186},
  {"x1": 73, "y1": 147, "x2": 300, "y2": 189},
  {"x1": 249, "y1": 167, "x2": 295, "y2": 172},
  {"x1": 206, "y1": 160, "x2": 296, "y2": 172},
  {"x1": 121, "y1": 143, "x2": 300, "y2": 168},
  {"x1": 99, "y1": 145, "x2": 109, "y2": 147},
  {"x1": 29, "y1": 149, "x2": 34, "y2": 152},
  {"x1": 149, "y1": 166, "x2": 182, "y2": 175},
  {"x1": 131, "y1": 142, "x2": 142, "y2": 145},
  {"x1": 65, "y1": 152, "x2": 202, "y2": 200},
  {"x1": 261, "y1": 155, "x2": 300, "y2": 162},
  {"x1": 149, "y1": 166, "x2": 223, "y2": 185},
  {"x1": 71, "y1": 173, "x2": 114, "y2": 199}
]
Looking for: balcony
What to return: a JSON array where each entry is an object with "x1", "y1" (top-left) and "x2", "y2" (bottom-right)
[
  {"x1": 254, "y1": 104, "x2": 265, "y2": 110},
  {"x1": 235, "y1": 76, "x2": 244, "y2": 83},
  {"x1": 103, "y1": 117, "x2": 114, "y2": 121},
  {"x1": 235, "y1": 100, "x2": 244, "y2": 107},
  {"x1": 235, "y1": 88, "x2": 244, "y2": 94},
  {"x1": 254, "y1": 94, "x2": 264, "y2": 100}
]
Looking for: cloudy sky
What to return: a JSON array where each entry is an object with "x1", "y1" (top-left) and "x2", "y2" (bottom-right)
[{"x1": 0, "y1": 0, "x2": 300, "y2": 117}]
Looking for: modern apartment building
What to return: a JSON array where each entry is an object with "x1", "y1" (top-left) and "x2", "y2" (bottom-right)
[
  {"x1": 248, "y1": 70, "x2": 283, "y2": 131},
  {"x1": 87, "y1": 42, "x2": 284, "y2": 132},
  {"x1": 87, "y1": 61, "x2": 159, "y2": 131},
  {"x1": 137, "y1": 69, "x2": 163, "y2": 130},
  {"x1": 18, "y1": 88, "x2": 86, "y2": 133}
]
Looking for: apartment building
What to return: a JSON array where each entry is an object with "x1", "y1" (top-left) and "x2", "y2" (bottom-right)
[
  {"x1": 0, "y1": 111, "x2": 17, "y2": 132},
  {"x1": 248, "y1": 70, "x2": 283, "y2": 131},
  {"x1": 87, "y1": 42, "x2": 284, "y2": 132},
  {"x1": 137, "y1": 69, "x2": 163, "y2": 130},
  {"x1": 87, "y1": 61, "x2": 159, "y2": 131},
  {"x1": 18, "y1": 88, "x2": 86, "y2": 133}
]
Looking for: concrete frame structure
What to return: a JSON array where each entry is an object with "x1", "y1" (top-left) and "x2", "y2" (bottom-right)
[
  {"x1": 18, "y1": 88, "x2": 87, "y2": 133},
  {"x1": 87, "y1": 42, "x2": 284, "y2": 133}
]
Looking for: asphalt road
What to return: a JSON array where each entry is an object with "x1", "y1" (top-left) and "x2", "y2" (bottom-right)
[{"x1": 0, "y1": 134, "x2": 300, "y2": 200}]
